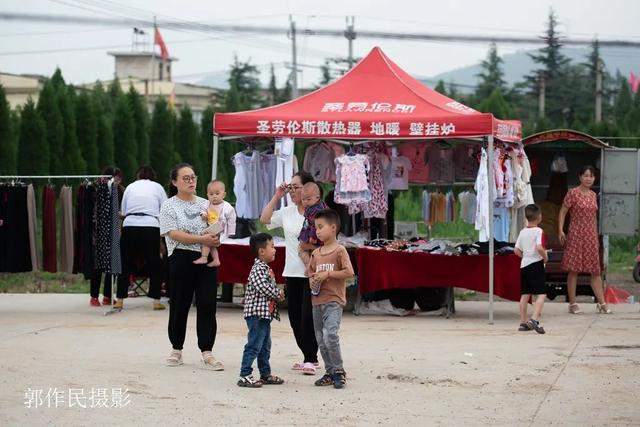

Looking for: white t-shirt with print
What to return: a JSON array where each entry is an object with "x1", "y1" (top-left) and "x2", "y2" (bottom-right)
[
  {"x1": 515, "y1": 226, "x2": 544, "y2": 268},
  {"x1": 159, "y1": 195, "x2": 209, "y2": 256},
  {"x1": 389, "y1": 156, "x2": 412, "y2": 190},
  {"x1": 266, "y1": 204, "x2": 306, "y2": 278}
]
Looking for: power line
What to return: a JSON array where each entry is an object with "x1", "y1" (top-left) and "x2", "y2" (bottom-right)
[{"x1": 3, "y1": 12, "x2": 640, "y2": 48}]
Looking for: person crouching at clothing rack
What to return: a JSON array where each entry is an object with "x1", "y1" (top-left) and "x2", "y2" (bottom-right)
[{"x1": 113, "y1": 165, "x2": 168, "y2": 311}]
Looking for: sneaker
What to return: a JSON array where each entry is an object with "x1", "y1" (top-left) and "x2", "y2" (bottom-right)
[
  {"x1": 153, "y1": 301, "x2": 166, "y2": 311},
  {"x1": 113, "y1": 300, "x2": 124, "y2": 310},
  {"x1": 333, "y1": 370, "x2": 346, "y2": 389},
  {"x1": 237, "y1": 375, "x2": 262, "y2": 388},
  {"x1": 166, "y1": 349, "x2": 183, "y2": 367},
  {"x1": 302, "y1": 362, "x2": 317, "y2": 375},
  {"x1": 102, "y1": 297, "x2": 112, "y2": 306},
  {"x1": 527, "y1": 319, "x2": 546, "y2": 335},
  {"x1": 201, "y1": 352, "x2": 224, "y2": 371},
  {"x1": 314, "y1": 373, "x2": 334, "y2": 387},
  {"x1": 518, "y1": 322, "x2": 532, "y2": 332},
  {"x1": 90, "y1": 297, "x2": 101, "y2": 307}
]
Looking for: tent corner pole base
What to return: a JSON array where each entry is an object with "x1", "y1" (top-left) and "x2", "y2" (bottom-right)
[{"x1": 487, "y1": 134, "x2": 495, "y2": 325}]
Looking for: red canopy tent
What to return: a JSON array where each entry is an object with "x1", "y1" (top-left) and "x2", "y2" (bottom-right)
[
  {"x1": 213, "y1": 47, "x2": 523, "y2": 323},
  {"x1": 214, "y1": 47, "x2": 520, "y2": 142}
]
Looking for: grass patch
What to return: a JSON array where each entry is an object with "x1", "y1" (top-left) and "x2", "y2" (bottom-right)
[{"x1": 0, "y1": 272, "x2": 90, "y2": 294}]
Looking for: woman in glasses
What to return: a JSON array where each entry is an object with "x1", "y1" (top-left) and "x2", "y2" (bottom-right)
[
  {"x1": 260, "y1": 171, "x2": 320, "y2": 376},
  {"x1": 159, "y1": 163, "x2": 224, "y2": 370}
]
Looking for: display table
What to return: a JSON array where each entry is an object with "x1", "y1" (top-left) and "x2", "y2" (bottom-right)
[
  {"x1": 356, "y1": 247, "x2": 521, "y2": 302},
  {"x1": 217, "y1": 243, "x2": 287, "y2": 284}
]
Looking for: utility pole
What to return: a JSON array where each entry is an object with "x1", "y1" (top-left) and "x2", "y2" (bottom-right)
[
  {"x1": 289, "y1": 15, "x2": 299, "y2": 99},
  {"x1": 595, "y1": 59, "x2": 603, "y2": 123},
  {"x1": 538, "y1": 72, "x2": 546, "y2": 119},
  {"x1": 345, "y1": 16, "x2": 356, "y2": 69}
]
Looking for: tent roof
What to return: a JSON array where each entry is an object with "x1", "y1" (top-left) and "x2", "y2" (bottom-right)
[
  {"x1": 523, "y1": 129, "x2": 610, "y2": 149},
  {"x1": 214, "y1": 47, "x2": 521, "y2": 142}
]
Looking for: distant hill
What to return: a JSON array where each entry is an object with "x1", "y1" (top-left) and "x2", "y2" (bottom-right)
[
  {"x1": 422, "y1": 47, "x2": 640, "y2": 93},
  {"x1": 177, "y1": 46, "x2": 640, "y2": 93}
]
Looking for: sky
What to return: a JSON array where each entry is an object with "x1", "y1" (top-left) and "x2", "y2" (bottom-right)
[{"x1": 1, "y1": 0, "x2": 639, "y2": 88}]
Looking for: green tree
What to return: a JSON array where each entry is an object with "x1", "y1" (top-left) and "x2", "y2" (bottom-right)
[
  {"x1": 434, "y1": 80, "x2": 447, "y2": 95},
  {"x1": 200, "y1": 106, "x2": 215, "y2": 192},
  {"x1": 476, "y1": 43, "x2": 507, "y2": 101},
  {"x1": 127, "y1": 86, "x2": 150, "y2": 166},
  {"x1": 614, "y1": 78, "x2": 633, "y2": 126},
  {"x1": 478, "y1": 88, "x2": 513, "y2": 119},
  {"x1": 108, "y1": 78, "x2": 123, "y2": 113},
  {"x1": 58, "y1": 85, "x2": 86, "y2": 173},
  {"x1": 92, "y1": 81, "x2": 114, "y2": 170},
  {"x1": 0, "y1": 85, "x2": 18, "y2": 174},
  {"x1": 50, "y1": 68, "x2": 66, "y2": 91},
  {"x1": 149, "y1": 98, "x2": 177, "y2": 185},
  {"x1": 112, "y1": 95, "x2": 138, "y2": 182},
  {"x1": 267, "y1": 64, "x2": 279, "y2": 106},
  {"x1": 18, "y1": 99, "x2": 48, "y2": 174},
  {"x1": 524, "y1": 9, "x2": 572, "y2": 124},
  {"x1": 76, "y1": 90, "x2": 99, "y2": 173},
  {"x1": 225, "y1": 56, "x2": 264, "y2": 110},
  {"x1": 37, "y1": 80, "x2": 64, "y2": 174},
  {"x1": 176, "y1": 105, "x2": 200, "y2": 171}
]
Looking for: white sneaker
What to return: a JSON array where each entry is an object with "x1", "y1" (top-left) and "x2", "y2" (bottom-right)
[
  {"x1": 166, "y1": 349, "x2": 183, "y2": 367},
  {"x1": 202, "y1": 351, "x2": 224, "y2": 371}
]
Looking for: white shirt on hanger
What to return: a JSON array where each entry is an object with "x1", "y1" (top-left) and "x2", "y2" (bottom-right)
[{"x1": 266, "y1": 204, "x2": 306, "y2": 278}]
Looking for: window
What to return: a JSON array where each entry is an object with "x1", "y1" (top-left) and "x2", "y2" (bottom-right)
[{"x1": 158, "y1": 62, "x2": 163, "y2": 81}]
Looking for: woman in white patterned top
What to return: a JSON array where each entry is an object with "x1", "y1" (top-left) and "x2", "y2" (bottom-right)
[{"x1": 159, "y1": 163, "x2": 223, "y2": 370}]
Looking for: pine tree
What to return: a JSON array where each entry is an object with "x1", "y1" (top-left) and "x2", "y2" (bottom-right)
[
  {"x1": 96, "y1": 115, "x2": 114, "y2": 171},
  {"x1": 108, "y1": 78, "x2": 123, "y2": 112},
  {"x1": 476, "y1": 43, "x2": 507, "y2": 101},
  {"x1": 58, "y1": 85, "x2": 86, "y2": 173},
  {"x1": 76, "y1": 90, "x2": 99, "y2": 173},
  {"x1": 478, "y1": 88, "x2": 513, "y2": 119},
  {"x1": 524, "y1": 9, "x2": 571, "y2": 124},
  {"x1": 226, "y1": 56, "x2": 264, "y2": 110},
  {"x1": 127, "y1": 86, "x2": 150, "y2": 166},
  {"x1": 112, "y1": 94, "x2": 138, "y2": 182},
  {"x1": 268, "y1": 64, "x2": 279, "y2": 106},
  {"x1": 18, "y1": 99, "x2": 48, "y2": 174},
  {"x1": 0, "y1": 85, "x2": 18, "y2": 175},
  {"x1": 200, "y1": 106, "x2": 214, "y2": 193},
  {"x1": 37, "y1": 80, "x2": 64, "y2": 174},
  {"x1": 278, "y1": 77, "x2": 293, "y2": 103},
  {"x1": 176, "y1": 105, "x2": 199, "y2": 166},
  {"x1": 50, "y1": 68, "x2": 66, "y2": 91},
  {"x1": 149, "y1": 98, "x2": 177, "y2": 185},
  {"x1": 614, "y1": 78, "x2": 633, "y2": 127},
  {"x1": 434, "y1": 80, "x2": 447, "y2": 95}
]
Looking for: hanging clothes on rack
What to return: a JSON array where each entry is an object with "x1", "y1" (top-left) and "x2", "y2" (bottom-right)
[
  {"x1": 428, "y1": 146, "x2": 454, "y2": 184},
  {"x1": 0, "y1": 183, "x2": 32, "y2": 272},
  {"x1": 421, "y1": 190, "x2": 431, "y2": 224},
  {"x1": 388, "y1": 154, "x2": 412, "y2": 191},
  {"x1": 26, "y1": 184, "x2": 39, "y2": 271},
  {"x1": 42, "y1": 185, "x2": 57, "y2": 273},
  {"x1": 275, "y1": 137, "x2": 299, "y2": 207},
  {"x1": 59, "y1": 185, "x2": 74, "y2": 274},
  {"x1": 454, "y1": 144, "x2": 480, "y2": 182},
  {"x1": 109, "y1": 180, "x2": 122, "y2": 275},
  {"x1": 458, "y1": 190, "x2": 477, "y2": 225},
  {"x1": 303, "y1": 141, "x2": 344, "y2": 183},
  {"x1": 95, "y1": 181, "x2": 112, "y2": 273},
  {"x1": 399, "y1": 143, "x2": 430, "y2": 184},
  {"x1": 334, "y1": 153, "x2": 372, "y2": 215},
  {"x1": 475, "y1": 148, "x2": 497, "y2": 242},
  {"x1": 363, "y1": 145, "x2": 390, "y2": 219}
]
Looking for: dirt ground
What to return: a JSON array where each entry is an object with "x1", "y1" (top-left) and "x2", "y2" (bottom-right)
[{"x1": 0, "y1": 294, "x2": 639, "y2": 426}]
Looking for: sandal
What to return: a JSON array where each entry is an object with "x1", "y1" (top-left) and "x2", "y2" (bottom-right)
[
  {"x1": 260, "y1": 374, "x2": 285, "y2": 385},
  {"x1": 596, "y1": 303, "x2": 612, "y2": 314},
  {"x1": 237, "y1": 375, "x2": 263, "y2": 388},
  {"x1": 302, "y1": 362, "x2": 317, "y2": 375},
  {"x1": 166, "y1": 350, "x2": 183, "y2": 367},
  {"x1": 568, "y1": 303, "x2": 582, "y2": 314},
  {"x1": 314, "y1": 373, "x2": 334, "y2": 387},
  {"x1": 292, "y1": 362, "x2": 305, "y2": 371},
  {"x1": 201, "y1": 352, "x2": 224, "y2": 371},
  {"x1": 518, "y1": 322, "x2": 532, "y2": 331}
]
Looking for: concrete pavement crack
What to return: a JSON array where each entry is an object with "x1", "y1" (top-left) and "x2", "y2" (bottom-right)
[{"x1": 528, "y1": 315, "x2": 599, "y2": 426}]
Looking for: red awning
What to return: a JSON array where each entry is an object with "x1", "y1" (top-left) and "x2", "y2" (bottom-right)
[{"x1": 214, "y1": 47, "x2": 521, "y2": 142}]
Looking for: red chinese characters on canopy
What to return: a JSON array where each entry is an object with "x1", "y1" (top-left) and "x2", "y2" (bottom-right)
[{"x1": 214, "y1": 47, "x2": 521, "y2": 142}]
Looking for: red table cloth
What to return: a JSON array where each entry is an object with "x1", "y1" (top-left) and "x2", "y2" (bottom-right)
[
  {"x1": 217, "y1": 244, "x2": 287, "y2": 284},
  {"x1": 356, "y1": 247, "x2": 521, "y2": 301}
]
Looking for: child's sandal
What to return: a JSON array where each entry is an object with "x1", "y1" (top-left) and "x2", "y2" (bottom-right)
[{"x1": 260, "y1": 374, "x2": 284, "y2": 385}]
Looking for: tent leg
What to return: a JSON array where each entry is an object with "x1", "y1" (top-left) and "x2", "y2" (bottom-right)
[
  {"x1": 211, "y1": 134, "x2": 219, "y2": 180},
  {"x1": 487, "y1": 135, "x2": 495, "y2": 325}
]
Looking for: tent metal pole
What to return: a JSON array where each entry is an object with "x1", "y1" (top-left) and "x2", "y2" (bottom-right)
[
  {"x1": 487, "y1": 135, "x2": 495, "y2": 324},
  {"x1": 212, "y1": 134, "x2": 219, "y2": 180}
]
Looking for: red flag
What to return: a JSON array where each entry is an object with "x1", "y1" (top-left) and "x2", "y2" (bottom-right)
[{"x1": 154, "y1": 27, "x2": 169, "y2": 61}]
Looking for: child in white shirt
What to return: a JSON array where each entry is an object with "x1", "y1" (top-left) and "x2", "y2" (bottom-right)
[
  {"x1": 194, "y1": 181, "x2": 237, "y2": 267},
  {"x1": 514, "y1": 204, "x2": 549, "y2": 334}
]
